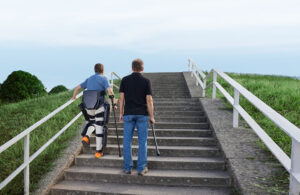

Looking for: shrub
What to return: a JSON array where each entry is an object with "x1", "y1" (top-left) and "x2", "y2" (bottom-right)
[
  {"x1": 49, "y1": 85, "x2": 68, "y2": 95},
  {"x1": 0, "y1": 70, "x2": 47, "y2": 102}
]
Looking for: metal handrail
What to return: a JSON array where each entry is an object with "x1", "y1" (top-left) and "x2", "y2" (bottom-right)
[
  {"x1": 188, "y1": 59, "x2": 300, "y2": 194},
  {"x1": 0, "y1": 71, "x2": 122, "y2": 194},
  {"x1": 105, "y1": 72, "x2": 121, "y2": 90}
]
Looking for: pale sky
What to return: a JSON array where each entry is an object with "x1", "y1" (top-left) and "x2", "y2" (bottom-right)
[{"x1": 0, "y1": 0, "x2": 300, "y2": 90}]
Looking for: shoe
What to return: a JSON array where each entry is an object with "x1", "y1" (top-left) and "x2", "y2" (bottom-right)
[
  {"x1": 123, "y1": 169, "x2": 132, "y2": 174},
  {"x1": 138, "y1": 167, "x2": 148, "y2": 176},
  {"x1": 95, "y1": 151, "x2": 103, "y2": 159},
  {"x1": 81, "y1": 136, "x2": 90, "y2": 147}
]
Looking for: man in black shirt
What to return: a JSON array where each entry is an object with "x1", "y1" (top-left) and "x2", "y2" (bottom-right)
[{"x1": 119, "y1": 59, "x2": 155, "y2": 176}]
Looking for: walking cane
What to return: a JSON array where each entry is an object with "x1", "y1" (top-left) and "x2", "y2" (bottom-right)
[
  {"x1": 109, "y1": 96, "x2": 122, "y2": 157},
  {"x1": 151, "y1": 123, "x2": 160, "y2": 156}
]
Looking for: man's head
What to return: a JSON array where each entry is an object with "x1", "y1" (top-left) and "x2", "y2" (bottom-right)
[
  {"x1": 132, "y1": 59, "x2": 144, "y2": 72},
  {"x1": 94, "y1": 63, "x2": 104, "y2": 74}
]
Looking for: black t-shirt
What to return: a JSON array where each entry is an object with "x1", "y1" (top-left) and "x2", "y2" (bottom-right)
[{"x1": 119, "y1": 72, "x2": 152, "y2": 115}]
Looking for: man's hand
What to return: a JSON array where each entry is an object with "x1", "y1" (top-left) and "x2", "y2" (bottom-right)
[
  {"x1": 149, "y1": 117, "x2": 155, "y2": 124},
  {"x1": 113, "y1": 105, "x2": 118, "y2": 110},
  {"x1": 119, "y1": 114, "x2": 124, "y2": 123},
  {"x1": 71, "y1": 96, "x2": 77, "y2": 100}
]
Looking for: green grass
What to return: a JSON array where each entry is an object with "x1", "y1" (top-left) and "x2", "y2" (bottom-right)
[
  {"x1": 205, "y1": 72, "x2": 300, "y2": 192},
  {"x1": 0, "y1": 90, "x2": 85, "y2": 195},
  {"x1": 0, "y1": 82, "x2": 121, "y2": 195},
  {"x1": 206, "y1": 73, "x2": 300, "y2": 155}
]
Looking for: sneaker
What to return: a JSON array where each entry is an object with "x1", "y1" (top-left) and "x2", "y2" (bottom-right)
[
  {"x1": 95, "y1": 151, "x2": 103, "y2": 159},
  {"x1": 138, "y1": 167, "x2": 148, "y2": 176},
  {"x1": 123, "y1": 169, "x2": 132, "y2": 174},
  {"x1": 81, "y1": 136, "x2": 90, "y2": 147}
]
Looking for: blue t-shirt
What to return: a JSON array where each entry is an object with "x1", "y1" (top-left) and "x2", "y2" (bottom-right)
[{"x1": 80, "y1": 73, "x2": 110, "y2": 91}]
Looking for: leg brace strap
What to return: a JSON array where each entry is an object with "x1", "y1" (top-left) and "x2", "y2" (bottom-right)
[{"x1": 95, "y1": 133, "x2": 104, "y2": 137}]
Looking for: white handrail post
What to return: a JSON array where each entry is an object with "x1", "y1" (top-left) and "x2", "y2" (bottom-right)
[
  {"x1": 191, "y1": 63, "x2": 194, "y2": 77},
  {"x1": 233, "y1": 88, "x2": 240, "y2": 128},
  {"x1": 290, "y1": 139, "x2": 300, "y2": 195},
  {"x1": 212, "y1": 70, "x2": 217, "y2": 99},
  {"x1": 188, "y1": 59, "x2": 191, "y2": 71},
  {"x1": 202, "y1": 78, "x2": 206, "y2": 97},
  {"x1": 24, "y1": 134, "x2": 30, "y2": 195}
]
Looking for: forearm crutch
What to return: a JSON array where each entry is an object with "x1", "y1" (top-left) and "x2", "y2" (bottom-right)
[
  {"x1": 109, "y1": 96, "x2": 121, "y2": 157},
  {"x1": 151, "y1": 123, "x2": 160, "y2": 156}
]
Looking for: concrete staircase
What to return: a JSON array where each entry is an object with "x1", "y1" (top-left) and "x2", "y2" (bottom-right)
[{"x1": 50, "y1": 72, "x2": 233, "y2": 195}]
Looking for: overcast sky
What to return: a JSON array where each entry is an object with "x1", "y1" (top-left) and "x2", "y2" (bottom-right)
[{"x1": 0, "y1": 0, "x2": 299, "y2": 90}]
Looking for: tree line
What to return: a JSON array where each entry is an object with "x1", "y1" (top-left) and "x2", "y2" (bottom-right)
[{"x1": 0, "y1": 70, "x2": 68, "y2": 104}]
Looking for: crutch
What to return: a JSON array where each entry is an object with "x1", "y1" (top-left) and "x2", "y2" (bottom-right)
[
  {"x1": 109, "y1": 96, "x2": 122, "y2": 157},
  {"x1": 151, "y1": 123, "x2": 160, "y2": 156}
]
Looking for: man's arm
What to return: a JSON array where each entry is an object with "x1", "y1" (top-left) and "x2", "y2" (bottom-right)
[
  {"x1": 119, "y1": 92, "x2": 125, "y2": 122},
  {"x1": 72, "y1": 85, "x2": 82, "y2": 100},
  {"x1": 147, "y1": 95, "x2": 155, "y2": 124}
]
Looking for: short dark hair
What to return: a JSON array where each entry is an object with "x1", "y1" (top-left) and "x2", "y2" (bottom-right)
[
  {"x1": 132, "y1": 59, "x2": 144, "y2": 72},
  {"x1": 94, "y1": 63, "x2": 104, "y2": 73}
]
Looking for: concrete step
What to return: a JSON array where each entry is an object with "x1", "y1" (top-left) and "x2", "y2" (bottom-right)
[
  {"x1": 150, "y1": 83, "x2": 187, "y2": 85},
  {"x1": 110, "y1": 111, "x2": 205, "y2": 117},
  {"x1": 51, "y1": 180, "x2": 233, "y2": 195},
  {"x1": 64, "y1": 167, "x2": 231, "y2": 187},
  {"x1": 152, "y1": 93, "x2": 190, "y2": 97},
  {"x1": 152, "y1": 88, "x2": 189, "y2": 91},
  {"x1": 153, "y1": 106, "x2": 202, "y2": 111},
  {"x1": 152, "y1": 92, "x2": 190, "y2": 96},
  {"x1": 153, "y1": 96, "x2": 191, "y2": 98},
  {"x1": 153, "y1": 102, "x2": 201, "y2": 106},
  {"x1": 89, "y1": 136, "x2": 217, "y2": 146},
  {"x1": 148, "y1": 116, "x2": 207, "y2": 123},
  {"x1": 75, "y1": 154, "x2": 225, "y2": 170},
  {"x1": 83, "y1": 144, "x2": 221, "y2": 157},
  {"x1": 152, "y1": 85, "x2": 187, "y2": 89},
  {"x1": 106, "y1": 128, "x2": 213, "y2": 137},
  {"x1": 107, "y1": 122, "x2": 209, "y2": 129},
  {"x1": 153, "y1": 97, "x2": 196, "y2": 100}
]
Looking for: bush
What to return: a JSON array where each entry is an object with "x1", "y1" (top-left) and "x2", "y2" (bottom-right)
[
  {"x1": 0, "y1": 70, "x2": 47, "y2": 102},
  {"x1": 49, "y1": 85, "x2": 68, "y2": 95}
]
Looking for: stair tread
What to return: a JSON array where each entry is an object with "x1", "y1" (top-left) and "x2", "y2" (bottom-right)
[
  {"x1": 51, "y1": 180, "x2": 232, "y2": 195},
  {"x1": 76, "y1": 154, "x2": 224, "y2": 163},
  {"x1": 94, "y1": 135, "x2": 215, "y2": 140},
  {"x1": 108, "y1": 122, "x2": 208, "y2": 125},
  {"x1": 66, "y1": 166, "x2": 230, "y2": 178},
  {"x1": 107, "y1": 128, "x2": 211, "y2": 131},
  {"x1": 90, "y1": 144, "x2": 219, "y2": 150}
]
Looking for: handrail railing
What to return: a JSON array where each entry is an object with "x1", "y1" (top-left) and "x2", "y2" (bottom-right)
[
  {"x1": 0, "y1": 71, "x2": 122, "y2": 195},
  {"x1": 188, "y1": 59, "x2": 300, "y2": 195},
  {"x1": 105, "y1": 72, "x2": 121, "y2": 90}
]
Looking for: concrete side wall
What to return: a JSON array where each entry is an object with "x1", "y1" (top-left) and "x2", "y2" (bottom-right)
[{"x1": 183, "y1": 71, "x2": 287, "y2": 195}]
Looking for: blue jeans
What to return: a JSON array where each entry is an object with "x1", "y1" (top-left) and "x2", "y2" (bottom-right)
[{"x1": 123, "y1": 115, "x2": 148, "y2": 172}]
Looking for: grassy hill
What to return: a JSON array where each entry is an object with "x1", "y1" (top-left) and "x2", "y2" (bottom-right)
[
  {"x1": 0, "y1": 90, "x2": 85, "y2": 194},
  {"x1": 206, "y1": 72, "x2": 300, "y2": 191},
  {"x1": 206, "y1": 73, "x2": 300, "y2": 154},
  {"x1": 0, "y1": 78, "x2": 121, "y2": 195}
]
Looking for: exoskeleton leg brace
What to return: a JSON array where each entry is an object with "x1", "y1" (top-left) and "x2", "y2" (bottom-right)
[{"x1": 84, "y1": 106, "x2": 105, "y2": 151}]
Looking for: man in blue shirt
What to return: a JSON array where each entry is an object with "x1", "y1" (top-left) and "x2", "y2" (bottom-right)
[{"x1": 72, "y1": 63, "x2": 115, "y2": 158}]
